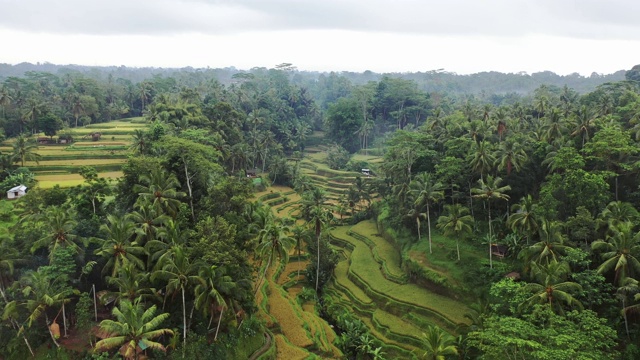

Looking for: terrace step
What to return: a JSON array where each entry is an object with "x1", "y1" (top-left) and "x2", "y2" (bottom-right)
[{"x1": 330, "y1": 225, "x2": 470, "y2": 334}]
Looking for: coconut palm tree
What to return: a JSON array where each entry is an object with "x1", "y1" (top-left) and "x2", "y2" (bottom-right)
[
  {"x1": 135, "y1": 168, "x2": 186, "y2": 218},
  {"x1": 129, "y1": 203, "x2": 170, "y2": 246},
  {"x1": 30, "y1": 206, "x2": 80, "y2": 263},
  {"x1": 419, "y1": 325, "x2": 458, "y2": 360},
  {"x1": 291, "y1": 225, "x2": 310, "y2": 278},
  {"x1": 299, "y1": 188, "x2": 333, "y2": 292},
  {"x1": 618, "y1": 277, "x2": 638, "y2": 339},
  {"x1": 194, "y1": 265, "x2": 235, "y2": 339},
  {"x1": 592, "y1": 222, "x2": 640, "y2": 285},
  {"x1": 95, "y1": 214, "x2": 145, "y2": 277},
  {"x1": 495, "y1": 139, "x2": 527, "y2": 176},
  {"x1": 406, "y1": 202, "x2": 427, "y2": 246},
  {"x1": 469, "y1": 141, "x2": 495, "y2": 179},
  {"x1": 472, "y1": 175, "x2": 511, "y2": 268},
  {"x1": 255, "y1": 219, "x2": 295, "y2": 292},
  {"x1": 571, "y1": 105, "x2": 596, "y2": 147},
  {"x1": 508, "y1": 195, "x2": 539, "y2": 245},
  {"x1": 11, "y1": 134, "x2": 41, "y2": 167},
  {"x1": 436, "y1": 204, "x2": 474, "y2": 261},
  {"x1": 19, "y1": 269, "x2": 74, "y2": 347},
  {"x1": 151, "y1": 245, "x2": 200, "y2": 349},
  {"x1": 519, "y1": 219, "x2": 568, "y2": 269},
  {"x1": 129, "y1": 129, "x2": 147, "y2": 155},
  {"x1": 0, "y1": 86, "x2": 12, "y2": 120},
  {"x1": 410, "y1": 173, "x2": 444, "y2": 254},
  {"x1": 94, "y1": 299, "x2": 173, "y2": 360},
  {"x1": 597, "y1": 201, "x2": 640, "y2": 234},
  {"x1": 521, "y1": 261, "x2": 583, "y2": 314},
  {"x1": 107, "y1": 264, "x2": 158, "y2": 304}
]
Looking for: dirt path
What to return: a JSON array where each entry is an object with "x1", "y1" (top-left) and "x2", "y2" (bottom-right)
[{"x1": 248, "y1": 331, "x2": 272, "y2": 360}]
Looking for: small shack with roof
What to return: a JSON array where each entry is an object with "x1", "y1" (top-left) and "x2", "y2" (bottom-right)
[{"x1": 7, "y1": 185, "x2": 27, "y2": 200}]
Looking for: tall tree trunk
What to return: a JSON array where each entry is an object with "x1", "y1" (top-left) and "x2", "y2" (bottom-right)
[
  {"x1": 623, "y1": 298, "x2": 630, "y2": 339},
  {"x1": 427, "y1": 205, "x2": 432, "y2": 254},
  {"x1": 214, "y1": 306, "x2": 225, "y2": 341},
  {"x1": 92, "y1": 284, "x2": 98, "y2": 321},
  {"x1": 488, "y1": 202, "x2": 493, "y2": 269},
  {"x1": 62, "y1": 303, "x2": 67, "y2": 337},
  {"x1": 315, "y1": 220, "x2": 321, "y2": 293},
  {"x1": 182, "y1": 287, "x2": 187, "y2": 350},
  {"x1": 183, "y1": 161, "x2": 195, "y2": 222},
  {"x1": 255, "y1": 254, "x2": 272, "y2": 296},
  {"x1": 416, "y1": 218, "x2": 421, "y2": 244}
]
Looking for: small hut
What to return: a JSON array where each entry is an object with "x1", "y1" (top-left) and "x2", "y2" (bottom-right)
[
  {"x1": 245, "y1": 169, "x2": 258, "y2": 178},
  {"x1": 6, "y1": 185, "x2": 27, "y2": 200}
]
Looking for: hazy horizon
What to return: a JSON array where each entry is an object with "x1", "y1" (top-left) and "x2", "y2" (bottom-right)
[{"x1": 1, "y1": 1, "x2": 639, "y2": 76}]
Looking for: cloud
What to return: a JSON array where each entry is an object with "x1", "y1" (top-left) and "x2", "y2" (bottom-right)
[{"x1": 1, "y1": 0, "x2": 639, "y2": 40}]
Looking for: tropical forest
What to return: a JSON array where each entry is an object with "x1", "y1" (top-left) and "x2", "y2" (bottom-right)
[{"x1": 1, "y1": 63, "x2": 640, "y2": 359}]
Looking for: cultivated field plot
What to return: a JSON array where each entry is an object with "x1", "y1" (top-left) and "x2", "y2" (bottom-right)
[{"x1": 2, "y1": 118, "x2": 147, "y2": 188}]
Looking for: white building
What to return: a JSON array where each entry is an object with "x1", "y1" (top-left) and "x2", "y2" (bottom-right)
[{"x1": 6, "y1": 185, "x2": 27, "y2": 200}]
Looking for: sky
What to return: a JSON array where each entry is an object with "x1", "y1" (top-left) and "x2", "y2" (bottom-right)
[{"x1": 0, "y1": 0, "x2": 639, "y2": 75}]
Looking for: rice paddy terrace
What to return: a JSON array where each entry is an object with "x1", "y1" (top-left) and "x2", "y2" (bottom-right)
[
  {"x1": 253, "y1": 137, "x2": 471, "y2": 359},
  {"x1": 1, "y1": 118, "x2": 147, "y2": 188}
]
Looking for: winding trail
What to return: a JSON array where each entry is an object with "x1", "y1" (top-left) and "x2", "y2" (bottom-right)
[{"x1": 248, "y1": 331, "x2": 272, "y2": 360}]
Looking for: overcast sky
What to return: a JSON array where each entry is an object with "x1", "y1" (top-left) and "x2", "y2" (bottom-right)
[{"x1": 0, "y1": 0, "x2": 638, "y2": 75}]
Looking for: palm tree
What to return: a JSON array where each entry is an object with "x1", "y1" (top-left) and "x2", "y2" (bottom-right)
[
  {"x1": 194, "y1": 265, "x2": 235, "y2": 339},
  {"x1": 291, "y1": 225, "x2": 309, "y2": 278},
  {"x1": 30, "y1": 206, "x2": 80, "y2": 263},
  {"x1": 138, "y1": 82, "x2": 152, "y2": 113},
  {"x1": 571, "y1": 105, "x2": 596, "y2": 147},
  {"x1": 592, "y1": 222, "x2": 640, "y2": 285},
  {"x1": 355, "y1": 118, "x2": 374, "y2": 155},
  {"x1": 597, "y1": 201, "x2": 640, "y2": 234},
  {"x1": 543, "y1": 108, "x2": 565, "y2": 142},
  {"x1": 410, "y1": 173, "x2": 444, "y2": 254},
  {"x1": 299, "y1": 188, "x2": 333, "y2": 292},
  {"x1": 129, "y1": 129, "x2": 147, "y2": 155},
  {"x1": 11, "y1": 134, "x2": 41, "y2": 167},
  {"x1": 419, "y1": 325, "x2": 458, "y2": 360},
  {"x1": 0, "y1": 86, "x2": 12, "y2": 120},
  {"x1": 519, "y1": 219, "x2": 568, "y2": 268},
  {"x1": 72, "y1": 96, "x2": 85, "y2": 128},
  {"x1": 406, "y1": 203, "x2": 426, "y2": 246},
  {"x1": 508, "y1": 195, "x2": 539, "y2": 245},
  {"x1": 495, "y1": 140, "x2": 527, "y2": 176},
  {"x1": 436, "y1": 204, "x2": 474, "y2": 260},
  {"x1": 107, "y1": 264, "x2": 157, "y2": 304},
  {"x1": 22, "y1": 98, "x2": 45, "y2": 134},
  {"x1": 95, "y1": 214, "x2": 145, "y2": 277},
  {"x1": 521, "y1": 261, "x2": 583, "y2": 314},
  {"x1": 135, "y1": 168, "x2": 186, "y2": 218},
  {"x1": 20, "y1": 269, "x2": 74, "y2": 347},
  {"x1": 472, "y1": 175, "x2": 511, "y2": 268},
  {"x1": 618, "y1": 277, "x2": 638, "y2": 339},
  {"x1": 469, "y1": 141, "x2": 495, "y2": 179},
  {"x1": 151, "y1": 245, "x2": 199, "y2": 349},
  {"x1": 95, "y1": 299, "x2": 173, "y2": 360},
  {"x1": 129, "y1": 203, "x2": 170, "y2": 246},
  {"x1": 255, "y1": 219, "x2": 295, "y2": 292}
]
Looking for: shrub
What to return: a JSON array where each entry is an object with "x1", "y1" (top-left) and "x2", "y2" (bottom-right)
[{"x1": 326, "y1": 145, "x2": 350, "y2": 170}]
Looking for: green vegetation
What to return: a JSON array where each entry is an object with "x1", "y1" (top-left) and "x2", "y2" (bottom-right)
[{"x1": 0, "y1": 63, "x2": 639, "y2": 359}]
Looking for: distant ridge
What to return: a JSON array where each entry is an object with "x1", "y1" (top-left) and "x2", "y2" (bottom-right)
[{"x1": 0, "y1": 62, "x2": 627, "y2": 95}]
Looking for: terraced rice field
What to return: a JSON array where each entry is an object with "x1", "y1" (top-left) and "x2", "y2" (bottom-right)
[
  {"x1": 3, "y1": 118, "x2": 147, "y2": 189},
  {"x1": 253, "y1": 139, "x2": 473, "y2": 358}
]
